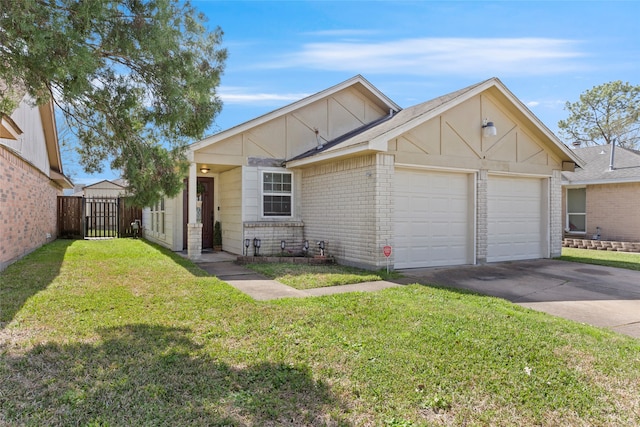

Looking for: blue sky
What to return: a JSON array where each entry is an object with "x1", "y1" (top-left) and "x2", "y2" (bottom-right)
[{"x1": 71, "y1": 0, "x2": 640, "y2": 184}]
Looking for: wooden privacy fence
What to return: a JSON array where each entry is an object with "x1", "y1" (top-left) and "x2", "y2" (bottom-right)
[{"x1": 57, "y1": 196, "x2": 142, "y2": 239}]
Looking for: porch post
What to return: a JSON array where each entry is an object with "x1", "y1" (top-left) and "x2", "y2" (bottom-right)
[{"x1": 187, "y1": 159, "x2": 202, "y2": 260}]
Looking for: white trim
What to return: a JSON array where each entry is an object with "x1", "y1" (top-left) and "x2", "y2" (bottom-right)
[
  {"x1": 565, "y1": 187, "x2": 586, "y2": 233},
  {"x1": 366, "y1": 78, "x2": 583, "y2": 168},
  {"x1": 561, "y1": 177, "x2": 640, "y2": 186},
  {"x1": 394, "y1": 163, "x2": 479, "y2": 174},
  {"x1": 488, "y1": 171, "x2": 552, "y2": 179},
  {"x1": 286, "y1": 141, "x2": 377, "y2": 168},
  {"x1": 190, "y1": 75, "x2": 401, "y2": 152},
  {"x1": 260, "y1": 169, "x2": 293, "y2": 218}
]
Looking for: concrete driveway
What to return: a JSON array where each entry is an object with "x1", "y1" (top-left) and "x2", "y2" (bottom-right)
[{"x1": 399, "y1": 259, "x2": 640, "y2": 338}]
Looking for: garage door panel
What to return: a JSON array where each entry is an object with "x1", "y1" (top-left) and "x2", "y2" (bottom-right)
[
  {"x1": 394, "y1": 170, "x2": 472, "y2": 269},
  {"x1": 488, "y1": 176, "x2": 545, "y2": 262}
]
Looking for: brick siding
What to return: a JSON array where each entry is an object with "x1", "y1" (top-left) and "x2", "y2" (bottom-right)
[
  {"x1": 587, "y1": 182, "x2": 640, "y2": 242},
  {"x1": 301, "y1": 153, "x2": 394, "y2": 270},
  {"x1": 549, "y1": 171, "x2": 562, "y2": 257},
  {"x1": 476, "y1": 169, "x2": 488, "y2": 263},
  {"x1": 0, "y1": 145, "x2": 61, "y2": 271}
]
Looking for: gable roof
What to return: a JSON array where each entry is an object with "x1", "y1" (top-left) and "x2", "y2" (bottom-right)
[
  {"x1": 84, "y1": 179, "x2": 127, "y2": 189},
  {"x1": 287, "y1": 77, "x2": 583, "y2": 168},
  {"x1": 190, "y1": 75, "x2": 401, "y2": 152},
  {"x1": 562, "y1": 145, "x2": 640, "y2": 184}
]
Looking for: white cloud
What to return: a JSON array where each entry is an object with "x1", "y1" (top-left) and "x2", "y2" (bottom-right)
[
  {"x1": 267, "y1": 37, "x2": 586, "y2": 76},
  {"x1": 219, "y1": 86, "x2": 311, "y2": 105},
  {"x1": 526, "y1": 99, "x2": 567, "y2": 110},
  {"x1": 301, "y1": 29, "x2": 379, "y2": 37}
]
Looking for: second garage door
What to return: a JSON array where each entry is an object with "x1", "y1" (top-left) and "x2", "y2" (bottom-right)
[
  {"x1": 487, "y1": 176, "x2": 546, "y2": 262},
  {"x1": 394, "y1": 170, "x2": 473, "y2": 269}
]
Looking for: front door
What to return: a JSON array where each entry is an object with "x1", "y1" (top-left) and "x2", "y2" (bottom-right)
[{"x1": 183, "y1": 177, "x2": 215, "y2": 250}]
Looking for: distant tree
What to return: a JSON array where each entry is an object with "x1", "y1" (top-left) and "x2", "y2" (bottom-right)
[
  {"x1": 0, "y1": 0, "x2": 226, "y2": 207},
  {"x1": 558, "y1": 81, "x2": 640, "y2": 150}
]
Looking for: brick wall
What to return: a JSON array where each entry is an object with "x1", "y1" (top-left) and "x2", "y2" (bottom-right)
[
  {"x1": 587, "y1": 182, "x2": 640, "y2": 242},
  {"x1": 243, "y1": 221, "x2": 304, "y2": 256},
  {"x1": 549, "y1": 171, "x2": 562, "y2": 257},
  {"x1": 0, "y1": 145, "x2": 61, "y2": 271},
  {"x1": 301, "y1": 153, "x2": 394, "y2": 270},
  {"x1": 476, "y1": 169, "x2": 488, "y2": 263}
]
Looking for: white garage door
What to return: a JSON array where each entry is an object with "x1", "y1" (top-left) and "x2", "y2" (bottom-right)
[
  {"x1": 394, "y1": 170, "x2": 471, "y2": 269},
  {"x1": 488, "y1": 176, "x2": 545, "y2": 262}
]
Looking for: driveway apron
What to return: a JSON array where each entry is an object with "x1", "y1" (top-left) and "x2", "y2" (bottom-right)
[{"x1": 399, "y1": 259, "x2": 640, "y2": 338}]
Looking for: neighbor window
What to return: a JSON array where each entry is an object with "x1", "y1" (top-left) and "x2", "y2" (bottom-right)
[
  {"x1": 566, "y1": 188, "x2": 586, "y2": 233},
  {"x1": 262, "y1": 172, "x2": 292, "y2": 216}
]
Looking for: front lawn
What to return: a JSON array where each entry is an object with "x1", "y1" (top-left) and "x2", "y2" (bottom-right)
[
  {"x1": 560, "y1": 247, "x2": 640, "y2": 270},
  {"x1": 1, "y1": 239, "x2": 639, "y2": 426},
  {"x1": 246, "y1": 262, "x2": 401, "y2": 290}
]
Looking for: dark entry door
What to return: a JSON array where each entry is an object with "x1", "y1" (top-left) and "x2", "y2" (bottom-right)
[{"x1": 183, "y1": 177, "x2": 215, "y2": 249}]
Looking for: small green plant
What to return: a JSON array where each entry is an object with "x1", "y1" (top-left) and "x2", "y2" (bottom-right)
[
  {"x1": 213, "y1": 221, "x2": 222, "y2": 248},
  {"x1": 384, "y1": 418, "x2": 416, "y2": 427}
]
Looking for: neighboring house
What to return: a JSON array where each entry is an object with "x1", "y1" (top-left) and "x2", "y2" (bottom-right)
[
  {"x1": 562, "y1": 144, "x2": 640, "y2": 243},
  {"x1": 0, "y1": 95, "x2": 73, "y2": 271},
  {"x1": 79, "y1": 179, "x2": 129, "y2": 233},
  {"x1": 80, "y1": 179, "x2": 128, "y2": 198},
  {"x1": 144, "y1": 75, "x2": 581, "y2": 270}
]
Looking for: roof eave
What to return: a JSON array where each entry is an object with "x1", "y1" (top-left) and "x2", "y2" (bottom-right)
[
  {"x1": 50, "y1": 169, "x2": 74, "y2": 189},
  {"x1": 286, "y1": 141, "x2": 383, "y2": 168},
  {"x1": 562, "y1": 176, "x2": 640, "y2": 186}
]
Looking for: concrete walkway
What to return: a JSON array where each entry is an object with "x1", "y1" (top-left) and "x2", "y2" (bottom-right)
[{"x1": 188, "y1": 252, "x2": 401, "y2": 301}]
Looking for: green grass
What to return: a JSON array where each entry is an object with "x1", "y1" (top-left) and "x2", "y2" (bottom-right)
[
  {"x1": 245, "y1": 262, "x2": 402, "y2": 290},
  {"x1": 560, "y1": 247, "x2": 640, "y2": 270},
  {"x1": 1, "y1": 239, "x2": 639, "y2": 426}
]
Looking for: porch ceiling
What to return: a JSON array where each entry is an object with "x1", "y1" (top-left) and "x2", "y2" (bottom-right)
[{"x1": 197, "y1": 163, "x2": 238, "y2": 174}]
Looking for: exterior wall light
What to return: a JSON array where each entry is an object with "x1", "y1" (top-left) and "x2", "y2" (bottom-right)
[
  {"x1": 200, "y1": 166, "x2": 210, "y2": 173},
  {"x1": 482, "y1": 119, "x2": 497, "y2": 137},
  {"x1": 244, "y1": 238, "x2": 251, "y2": 256},
  {"x1": 253, "y1": 237, "x2": 261, "y2": 256}
]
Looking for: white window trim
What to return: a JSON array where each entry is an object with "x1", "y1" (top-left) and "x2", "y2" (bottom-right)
[
  {"x1": 565, "y1": 187, "x2": 586, "y2": 234},
  {"x1": 260, "y1": 170, "x2": 293, "y2": 218},
  {"x1": 149, "y1": 198, "x2": 166, "y2": 236}
]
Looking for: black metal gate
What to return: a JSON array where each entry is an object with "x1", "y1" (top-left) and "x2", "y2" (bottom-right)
[
  {"x1": 84, "y1": 197, "x2": 119, "y2": 238},
  {"x1": 57, "y1": 196, "x2": 142, "y2": 239}
]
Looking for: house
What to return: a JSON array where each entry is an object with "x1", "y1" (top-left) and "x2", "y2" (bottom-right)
[
  {"x1": 76, "y1": 179, "x2": 129, "y2": 235},
  {"x1": 143, "y1": 75, "x2": 582, "y2": 270},
  {"x1": 73, "y1": 179, "x2": 128, "y2": 198},
  {"x1": 0, "y1": 94, "x2": 73, "y2": 271},
  {"x1": 562, "y1": 144, "x2": 640, "y2": 248}
]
